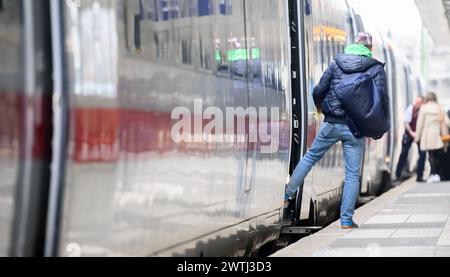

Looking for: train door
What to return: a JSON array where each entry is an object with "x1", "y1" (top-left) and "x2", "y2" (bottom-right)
[
  {"x1": 383, "y1": 45, "x2": 397, "y2": 174},
  {"x1": 0, "y1": 0, "x2": 53, "y2": 256},
  {"x1": 391, "y1": 56, "x2": 411, "y2": 179},
  {"x1": 287, "y1": 0, "x2": 310, "y2": 224},
  {"x1": 403, "y1": 64, "x2": 419, "y2": 174}
]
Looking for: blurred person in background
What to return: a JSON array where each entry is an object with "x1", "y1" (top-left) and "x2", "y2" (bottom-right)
[
  {"x1": 395, "y1": 96, "x2": 426, "y2": 182},
  {"x1": 415, "y1": 93, "x2": 448, "y2": 183}
]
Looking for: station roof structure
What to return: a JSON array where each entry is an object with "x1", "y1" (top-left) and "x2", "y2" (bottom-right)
[{"x1": 415, "y1": 0, "x2": 450, "y2": 47}]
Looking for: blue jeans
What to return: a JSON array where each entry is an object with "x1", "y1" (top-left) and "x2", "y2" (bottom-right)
[{"x1": 285, "y1": 122, "x2": 364, "y2": 226}]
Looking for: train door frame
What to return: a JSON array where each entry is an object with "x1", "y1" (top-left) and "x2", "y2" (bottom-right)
[
  {"x1": 7, "y1": 0, "x2": 54, "y2": 257},
  {"x1": 287, "y1": 0, "x2": 309, "y2": 224},
  {"x1": 386, "y1": 47, "x2": 398, "y2": 174},
  {"x1": 383, "y1": 44, "x2": 396, "y2": 174},
  {"x1": 44, "y1": 0, "x2": 69, "y2": 257}
]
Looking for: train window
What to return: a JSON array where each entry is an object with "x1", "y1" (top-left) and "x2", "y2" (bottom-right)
[
  {"x1": 198, "y1": 27, "x2": 213, "y2": 71},
  {"x1": 416, "y1": 80, "x2": 423, "y2": 96},
  {"x1": 305, "y1": 0, "x2": 311, "y2": 16},
  {"x1": 180, "y1": 28, "x2": 192, "y2": 65},
  {"x1": 404, "y1": 65, "x2": 412, "y2": 107},
  {"x1": 331, "y1": 37, "x2": 336, "y2": 56},
  {"x1": 313, "y1": 39, "x2": 319, "y2": 65},
  {"x1": 198, "y1": 0, "x2": 212, "y2": 16},
  {"x1": 156, "y1": 30, "x2": 170, "y2": 62},
  {"x1": 355, "y1": 14, "x2": 365, "y2": 33},
  {"x1": 320, "y1": 37, "x2": 325, "y2": 69},
  {"x1": 346, "y1": 15, "x2": 354, "y2": 45},
  {"x1": 124, "y1": 1, "x2": 144, "y2": 52},
  {"x1": 388, "y1": 47, "x2": 397, "y2": 89},
  {"x1": 124, "y1": 0, "x2": 219, "y2": 71},
  {"x1": 219, "y1": 0, "x2": 232, "y2": 15},
  {"x1": 327, "y1": 35, "x2": 332, "y2": 63}
]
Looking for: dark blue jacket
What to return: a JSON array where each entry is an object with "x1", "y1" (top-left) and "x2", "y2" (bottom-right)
[{"x1": 313, "y1": 54, "x2": 388, "y2": 126}]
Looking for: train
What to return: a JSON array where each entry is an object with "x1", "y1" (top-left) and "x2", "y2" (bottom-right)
[{"x1": 0, "y1": 0, "x2": 424, "y2": 257}]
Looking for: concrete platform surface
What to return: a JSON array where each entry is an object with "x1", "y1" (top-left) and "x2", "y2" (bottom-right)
[{"x1": 272, "y1": 179, "x2": 450, "y2": 257}]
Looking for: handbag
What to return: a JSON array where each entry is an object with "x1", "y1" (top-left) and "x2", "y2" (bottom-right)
[
  {"x1": 442, "y1": 135, "x2": 450, "y2": 143},
  {"x1": 440, "y1": 108, "x2": 450, "y2": 143}
]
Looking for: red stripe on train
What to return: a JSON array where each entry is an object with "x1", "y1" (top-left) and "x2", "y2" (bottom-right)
[{"x1": 71, "y1": 108, "x2": 290, "y2": 164}]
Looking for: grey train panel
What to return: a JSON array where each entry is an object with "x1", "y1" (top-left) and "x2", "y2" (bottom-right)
[{"x1": 57, "y1": 0, "x2": 290, "y2": 257}]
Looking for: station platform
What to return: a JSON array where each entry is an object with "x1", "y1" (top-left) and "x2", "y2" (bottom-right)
[{"x1": 272, "y1": 179, "x2": 450, "y2": 257}]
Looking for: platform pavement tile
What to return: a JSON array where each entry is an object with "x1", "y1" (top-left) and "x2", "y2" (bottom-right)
[
  {"x1": 406, "y1": 214, "x2": 449, "y2": 223},
  {"x1": 271, "y1": 181, "x2": 450, "y2": 257},
  {"x1": 360, "y1": 223, "x2": 445, "y2": 230},
  {"x1": 330, "y1": 237, "x2": 439, "y2": 248},
  {"x1": 402, "y1": 193, "x2": 450, "y2": 198},
  {"x1": 364, "y1": 215, "x2": 410, "y2": 224},
  {"x1": 390, "y1": 228, "x2": 442, "y2": 238},
  {"x1": 341, "y1": 229, "x2": 396, "y2": 239},
  {"x1": 312, "y1": 246, "x2": 436, "y2": 257},
  {"x1": 312, "y1": 247, "x2": 383, "y2": 257},
  {"x1": 434, "y1": 247, "x2": 450, "y2": 257},
  {"x1": 437, "y1": 218, "x2": 450, "y2": 246}
]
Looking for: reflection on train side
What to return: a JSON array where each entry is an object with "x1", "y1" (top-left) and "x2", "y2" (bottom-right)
[
  {"x1": 215, "y1": 37, "x2": 262, "y2": 81},
  {"x1": 72, "y1": 0, "x2": 288, "y2": 164},
  {"x1": 72, "y1": 107, "x2": 290, "y2": 163},
  {"x1": 59, "y1": 0, "x2": 291, "y2": 256},
  {"x1": 124, "y1": 0, "x2": 276, "y2": 86}
]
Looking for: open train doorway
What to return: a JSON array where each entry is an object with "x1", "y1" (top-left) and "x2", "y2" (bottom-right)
[{"x1": 286, "y1": 0, "x2": 309, "y2": 226}]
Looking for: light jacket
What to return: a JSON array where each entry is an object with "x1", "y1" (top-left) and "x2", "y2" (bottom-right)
[{"x1": 416, "y1": 102, "x2": 448, "y2": 151}]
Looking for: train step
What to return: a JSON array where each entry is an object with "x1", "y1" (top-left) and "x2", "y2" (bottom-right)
[
  {"x1": 358, "y1": 196, "x2": 376, "y2": 205},
  {"x1": 280, "y1": 226, "x2": 323, "y2": 235}
]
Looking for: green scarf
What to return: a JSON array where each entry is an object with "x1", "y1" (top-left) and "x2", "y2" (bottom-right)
[{"x1": 344, "y1": 44, "x2": 372, "y2": 58}]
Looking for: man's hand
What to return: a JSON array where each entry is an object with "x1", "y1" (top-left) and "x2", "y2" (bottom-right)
[{"x1": 410, "y1": 131, "x2": 417, "y2": 139}]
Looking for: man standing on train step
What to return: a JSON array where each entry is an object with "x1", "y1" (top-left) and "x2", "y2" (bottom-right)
[{"x1": 284, "y1": 32, "x2": 389, "y2": 229}]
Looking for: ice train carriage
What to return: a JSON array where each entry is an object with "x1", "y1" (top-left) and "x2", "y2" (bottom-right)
[
  {"x1": 0, "y1": 0, "x2": 424, "y2": 257},
  {"x1": 58, "y1": 0, "x2": 291, "y2": 257}
]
